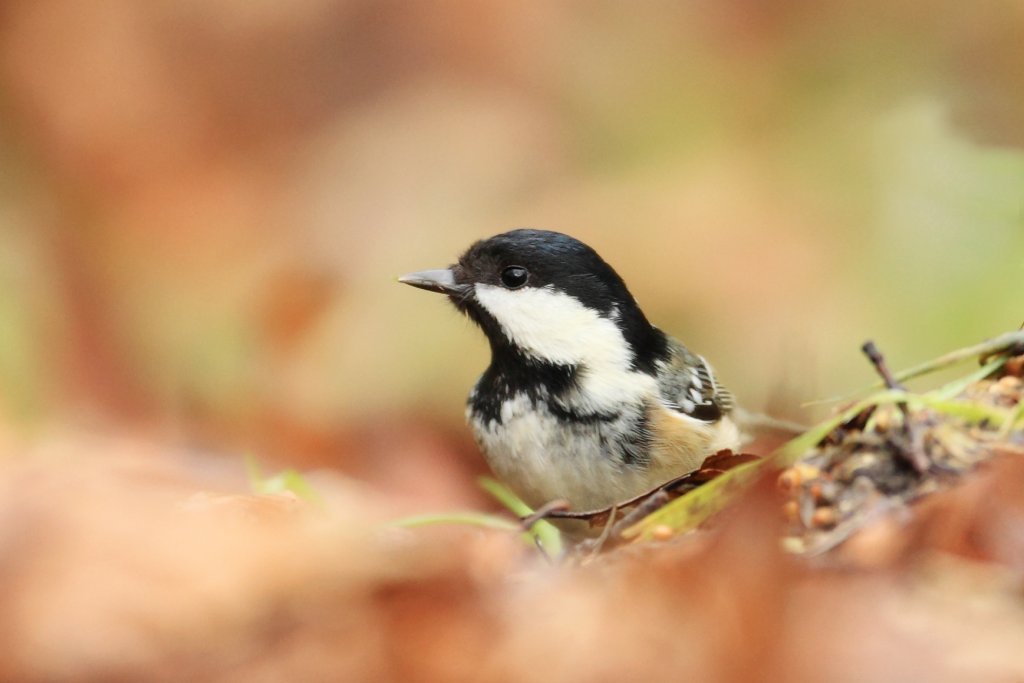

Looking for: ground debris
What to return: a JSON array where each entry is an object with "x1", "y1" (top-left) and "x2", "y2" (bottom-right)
[
  {"x1": 782, "y1": 347, "x2": 1024, "y2": 557},
  {"x1": 4, "y1": 351, "x2": 1024, "y2": 681}
]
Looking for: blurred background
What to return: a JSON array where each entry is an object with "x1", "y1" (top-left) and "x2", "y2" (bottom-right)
[{"x1": 0, "y1": 0, "x2": 1021, "y2": 509}]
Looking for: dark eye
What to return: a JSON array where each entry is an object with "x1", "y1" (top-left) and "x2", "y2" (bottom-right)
[{"x1": 500, "y1": 265, "x2": 529, "y2": 289}]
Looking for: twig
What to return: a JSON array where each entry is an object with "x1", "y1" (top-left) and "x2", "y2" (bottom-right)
[
  {"x1": 581, "y1": 506, "x2": 619, "y2": 557},
  {"x1": 520, "y1": 499, "x2": 571, "y2": 530},
  {"x1": 607, "y1": 490, "x2": 672, "y2": 540},
  {"x1": 862, "y1": 340, "x2": 929, "y2": 474},
  {"x1": 861, "y1": 341, "x2": 905, "y2": 391},
  {"x1": 535, "y1": 467, "x2": 722, "y2": 525}
]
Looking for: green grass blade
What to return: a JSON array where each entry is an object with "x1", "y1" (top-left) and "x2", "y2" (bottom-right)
[
  {"x1": 805, "y1": 332, "x2": 1022, "y2": 407},
  {"x1": 391, "y1": 512, "x2": 522, "y2": 531},
  {"x1": 479, "y1": 477, "x2": 563, "y2": 556},
  {"x1": 891, "y1": 330, "x2": 1023, "y2": 385}
]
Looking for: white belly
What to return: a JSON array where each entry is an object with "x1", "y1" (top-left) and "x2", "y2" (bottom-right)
[{"x1": 469, "y1": 394, "x2": 738, "y2": 512}]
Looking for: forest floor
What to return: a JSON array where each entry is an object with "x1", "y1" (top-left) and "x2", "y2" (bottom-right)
[{"x1": 0, "y1": 333, "x2": 1022, "y2": 683}]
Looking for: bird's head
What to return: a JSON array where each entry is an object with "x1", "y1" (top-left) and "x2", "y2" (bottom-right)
[{"x1": 399, "y1": 229, "x2": 667, "y2": 374}]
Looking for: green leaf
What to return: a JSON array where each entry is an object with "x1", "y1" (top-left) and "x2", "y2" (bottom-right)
[{"x1": 621, "y1": 458, "x2": 764, "y2": 541}]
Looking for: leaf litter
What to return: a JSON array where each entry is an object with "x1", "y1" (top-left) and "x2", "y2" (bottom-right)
[{"x1": 1, "y1": 333, "x2": 1024, "y2": 681}]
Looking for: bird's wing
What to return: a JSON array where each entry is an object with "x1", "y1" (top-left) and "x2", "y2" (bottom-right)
[{"x1": 656, "y1": 338, "x2": 734, "y2": 422}]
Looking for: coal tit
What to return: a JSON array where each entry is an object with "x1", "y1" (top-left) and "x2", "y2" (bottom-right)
[{"x1": 399, "y1": 229, "x2": 741, "y2": 514}]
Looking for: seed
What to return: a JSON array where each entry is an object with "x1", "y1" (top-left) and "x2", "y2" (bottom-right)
[
  {"x1": 997, "y1": 375, "x2": 1022, "y2": 390},
  {"x1": 777, "y1": 468, "x2": 801, "y2": 492},
  {"x1": 782, "y1": 500, "x2": 800, "y2": 523},
  {"x1": 795, "y1": 463, "x2": 821, "y2": 480},
  {"x1": 811, "y1": 507, "x2": 838, "y2": 528},
  {"x1": 810, "y1": 480, "x2": 838, "y2": 503},
  {"x1": 873, "y1": 409, "x2": 892, "y2": 432}
]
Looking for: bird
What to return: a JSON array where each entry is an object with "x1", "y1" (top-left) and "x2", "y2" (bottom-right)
[{"x1": 399, "y1": 228, "x2": 743, "y2": 518}]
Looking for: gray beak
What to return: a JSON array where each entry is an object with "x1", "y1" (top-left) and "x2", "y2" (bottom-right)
[{"x1": 398, "y1": 268, "x2": 466, "y2": 295}]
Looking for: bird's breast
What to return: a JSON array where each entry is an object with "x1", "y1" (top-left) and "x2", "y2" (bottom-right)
[{"x1": 467, "y1": 387, "x2": 716, "y2": 511}]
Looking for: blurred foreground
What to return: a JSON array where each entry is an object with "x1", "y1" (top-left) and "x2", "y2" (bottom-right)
[{"x1": 2, "y1": 434, "x2": 1024, "y2": 682}]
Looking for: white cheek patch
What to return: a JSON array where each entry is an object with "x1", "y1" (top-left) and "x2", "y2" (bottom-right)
[
  {"x1": 474, "y1": 284, "x2": 629, "y2": 367},
  {"x1": 473, "y1": 284, "x2": 657, "y2": 411}
]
